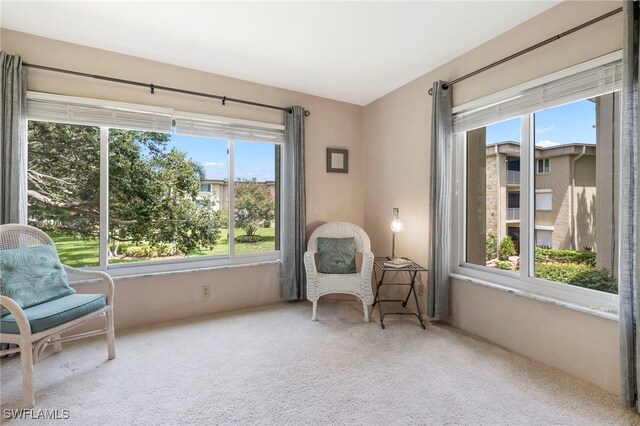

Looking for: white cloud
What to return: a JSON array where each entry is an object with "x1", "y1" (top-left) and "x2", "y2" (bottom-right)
[
  {"x1": 204, "y1": 161, "x2": 225, "y2": 167},
  {"x1": 536, "y1": 140, "x2": 559, "y2": 148},
  {"x1": 535, "y1": 125, "x2": 556, "y2": 134}
]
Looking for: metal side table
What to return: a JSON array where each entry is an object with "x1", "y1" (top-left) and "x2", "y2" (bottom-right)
[{"x1": 373, "y1": 257, "x2": 427, "y2": 329}]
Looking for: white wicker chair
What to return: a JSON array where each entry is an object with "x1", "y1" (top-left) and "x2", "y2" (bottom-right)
[
  {"x1": 0, "y1": 224, "x2": 116, "y2": 408},
  {"x1": 304, "y1": 222, "x2": 374, "y2": 322}
]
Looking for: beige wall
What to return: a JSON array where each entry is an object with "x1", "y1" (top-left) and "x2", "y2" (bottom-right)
[
  {"x1": 1, "y1": 29, "x2": 364, "y2": 329},
  {"x1": 363, "y1": 1, "x2": 621, "y2": 394}
]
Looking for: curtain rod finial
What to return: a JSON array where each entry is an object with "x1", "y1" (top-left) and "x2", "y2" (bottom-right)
[{"x1": 304, "y1": 110, "x2": 310, "y2": 117}]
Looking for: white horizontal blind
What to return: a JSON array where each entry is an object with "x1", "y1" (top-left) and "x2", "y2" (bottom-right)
[
  {"x1": 452, "y1": 59, "x2": 623, "y2": 133},
  {"x1": 27, "y1": 98, "x2": 173, "y2": 132},
  {"x1": 174, "y1": 116, "x2": 284, "y2": 143}
]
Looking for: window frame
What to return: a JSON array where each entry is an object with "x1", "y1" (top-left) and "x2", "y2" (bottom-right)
[
  {"x1": 26, "y1": 93, "x2": 285, "y2": 277},
  {"x1": 450, "y1": 55, "x2": 620, "y2": 316},
  {"x1": 534, "y1": 190, "x2": 553, "y2": 211},
  {"x1": 537, "y1": 158, "x2": 550, "y2": 174}
]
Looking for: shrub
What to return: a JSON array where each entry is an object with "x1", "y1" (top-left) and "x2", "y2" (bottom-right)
[
  {"x1": 262, "y1": 219, "x2": 271, "y2": 228},
  {"x1": 494, "y1": 260, "x2": 512, "y2": 270},
  {"x1": 486, "y1": 235, "x2": 498, "y2": 260},
  {"x1": 535, "y1": 263, "x2": 617, "y2": 294},
  {"x1": 535, "y1": 248, "x2": 596, "y2": 266},
  {"x1": 499, "y1": 236, "x2": 517, "y2": 260},
  {"x1": 569, "y1": 268, "x2": 617, "y2": 294},
  {"x1": 235, "y1": 234, "x2": 262, "y2": 243},
  {"x1": 122, "y1": 242, "x2": 172, "y2": 258},
  {"x1": 534, "y1": 262, "x2": 591, "y2": 284},
  {"x1": 122, "y1": 245, "x2": 153, "y2": 258}
]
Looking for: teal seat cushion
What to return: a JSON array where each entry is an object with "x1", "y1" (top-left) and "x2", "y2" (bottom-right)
[
  {"x1": 0, "y1": 243, "x2": 75, "y2": 316},
  {"x1": 0, "y1": 294, "x2": 106, "y2": 334},
  {"x1": 317, "y1": 237, "x2": 357, "y2": 274}
]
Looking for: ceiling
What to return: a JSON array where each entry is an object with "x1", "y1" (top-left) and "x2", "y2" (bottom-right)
[{"x1": 0, "y1": 1, "x2": 560, "y2": 106}]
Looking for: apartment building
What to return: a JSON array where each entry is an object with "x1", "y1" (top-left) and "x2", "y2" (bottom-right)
[
  {"x1": 197, "y1": 178, "x2": 276, "y2": 210},
  {"x1": 483, "y1": 141, "x2": 597, "y2": 250}
]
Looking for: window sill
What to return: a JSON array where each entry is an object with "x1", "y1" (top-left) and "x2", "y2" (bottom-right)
[
  {"x1": 112, "y1": 259, "x2": 281, "y2": 281},
  {"x1": 450, "y1": 272, "x2": 618, "y2": 322},
  {"x1": 68, "y1": 257, "x2": 281, "y2": 284}
]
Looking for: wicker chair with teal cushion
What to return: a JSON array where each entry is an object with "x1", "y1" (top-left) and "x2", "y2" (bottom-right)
[
  {"x1": 304, "y1": 222, "x2": 374, "y2": 322},
  {"x1": 0, "y1": 224, "x2": 116, "y2": 408}
]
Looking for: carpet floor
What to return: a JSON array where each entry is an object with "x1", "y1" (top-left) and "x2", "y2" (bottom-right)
[{"x1": 0, "y1": 300, "x2": 637, "y2": 425}]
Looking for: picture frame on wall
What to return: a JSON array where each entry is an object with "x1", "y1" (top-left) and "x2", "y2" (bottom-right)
[{"x1": 326, "y1": 148, "x2": 349, "y2": 173}]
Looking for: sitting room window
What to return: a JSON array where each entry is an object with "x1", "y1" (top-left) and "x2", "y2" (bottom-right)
[
  {"x1": 26, "y1": 93, "x2": 284, "y2": 275},
  {"x1": 453, "y1": 53, "x2": 621, "y2": 313}
]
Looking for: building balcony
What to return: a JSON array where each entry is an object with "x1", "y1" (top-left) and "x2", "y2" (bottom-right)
[
  {"x1": 507, "y1": 170, "x2": 520, "y2": 185},
  {"x1": 507, "y1": 208, "x2": 520, "y2": 221}
]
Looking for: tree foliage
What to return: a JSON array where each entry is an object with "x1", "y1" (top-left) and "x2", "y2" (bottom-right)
[
  {"x1": 233, "y1": 181, "x2": 275, "y2": 237},
  {"x1": 498, "y1": 236, "x2": 517, "y2": 260},
  {"x1": 27, "y1": 122, "x2": 220, "y2": 255}
]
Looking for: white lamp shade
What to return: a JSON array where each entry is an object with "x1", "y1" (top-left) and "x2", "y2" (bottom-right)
[{"x1": 390, "y1": 219, "x2": 405, "y2": 233}]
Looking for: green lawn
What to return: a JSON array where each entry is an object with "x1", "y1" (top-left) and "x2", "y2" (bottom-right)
[{"x1": 50, "y1": 227, "x2": 276, "y2": 267}]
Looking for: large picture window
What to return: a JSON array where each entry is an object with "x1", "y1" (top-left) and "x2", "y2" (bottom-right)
[
  {"x1": 454, "y1": 54, "x2": 621, "y2": 312},
  {"x1": 27, "y1": 122, "x2": 101, "y2": 268},
  {"x1": 26, "y1": 94, "x2": 283, "y2": 274}
]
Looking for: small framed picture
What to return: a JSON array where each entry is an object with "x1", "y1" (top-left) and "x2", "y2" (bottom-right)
[{"x1": 326, "y1": 148, "x2": 349, "y2": 173}]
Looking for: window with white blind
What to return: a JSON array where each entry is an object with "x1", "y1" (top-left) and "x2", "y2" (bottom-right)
[
  {"x1": 452, "y1": 53, "x2": 620, "y2": 314},
  {"x1": 26, "y1": 92, "x2": 284, "y2": 276}
]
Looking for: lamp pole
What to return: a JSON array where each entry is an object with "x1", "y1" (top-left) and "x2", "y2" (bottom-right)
[{"x1": 390, "y1": 208, "x2": 404, "y2": 259}]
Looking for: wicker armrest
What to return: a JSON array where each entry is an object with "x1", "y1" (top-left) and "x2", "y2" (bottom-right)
[
  {"x1": 0, "y1": 296, "x2": 31, "y2": 336},
  {"x1": 303, "y1": 251, "x2": 318, "y2": 280},
  {"x1": 63, "y1": 266, "x2": 115, "y2": 306}
]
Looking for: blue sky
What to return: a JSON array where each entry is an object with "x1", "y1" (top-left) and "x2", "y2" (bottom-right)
[
  {"x1": 486, "y1": 98, "x2": 596, "y2": 147},
  {"x1": 169, "y1": 134, "x2": 276, "y2": 181}
]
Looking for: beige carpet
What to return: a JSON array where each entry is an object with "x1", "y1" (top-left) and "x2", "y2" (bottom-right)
[{"x1": 0, "y1": 301, "x2": 637, "y2": 425}]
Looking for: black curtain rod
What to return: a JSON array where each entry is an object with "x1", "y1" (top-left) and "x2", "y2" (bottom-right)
[
  {"x1": 429, "y1": 7, "x2": 623, "y2": 95},
  {"x1": 23, "y1": 63, "x2": 311, "y2": 116}
]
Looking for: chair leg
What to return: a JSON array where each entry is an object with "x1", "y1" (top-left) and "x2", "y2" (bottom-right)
[
  {"x1": 52, "y1": 333, "x2": 63, "y2": 354},
  {"x1": 312, "y1": 300, "x2": 318, "y2": 321},
  {"x1": 106, "y1": 309, "x2": 116, "y2": 360},
  {"x1": 20, "y1": 339, "x2": 35, "y2": 408},
  {"x1": 362, "y1": 300, "x2": 370, "y2": 323}
]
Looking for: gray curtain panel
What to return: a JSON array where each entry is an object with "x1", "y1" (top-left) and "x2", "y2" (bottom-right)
[
  {"x1": 619, "y1": 0, "x2": 640, "y2": 410},
  {"x1": 427, "y1": 81, "x2": 452, "y2": 320},
  {"x1": 0, "y1": 51, "x2": 28, "y2": 225},
  {"x1": 282, "y1": 106, "x2": 307, "y2": 301}
]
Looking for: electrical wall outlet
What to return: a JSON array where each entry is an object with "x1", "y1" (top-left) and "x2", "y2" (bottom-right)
[{"x1": 201, "y1": 285, "x2": 211, "y2": 298}]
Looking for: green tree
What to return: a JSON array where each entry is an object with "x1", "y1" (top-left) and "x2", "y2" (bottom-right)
[
  {"x1": 234, "y1": 181, "x2": 275, "y2": 237},
  {"x1": 27, "y1": 122, "x2": 220, "y2": 256},
  {"x1": 499, "y1": 236, "x2": 517, "y2": 260}
]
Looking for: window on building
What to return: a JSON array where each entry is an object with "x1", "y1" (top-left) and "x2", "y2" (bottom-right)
[
  {"x1": 233, "y1": 141, "x2": 280, "y2": 254},
  {"x1": 455, "y1": 57, "x2": 621, "y2": 307},
  {"x1": 532, "y1": 95, "x2": 616, "y2": 294},
  {"x1": 535, "y1": 191, "x2": 552, "y2": 211},
  {"x1": 465, "y1": 117, "x2": 521, "y2": 271},
  {"x1": 537, "y1": 158, "x2": 550, "y2": 174},
  {"x1": 26, "y1": 94, "x2": 284, "y2": 274},
  {"x1": 108, "y1": 133, "x2": 230, "y2": 265},
  {"x1": 27, "y1": 122, "x2": 101, "y2": 267},
  {"x1": 535, "y1": 229, "x2": 553, "y2": 248}
]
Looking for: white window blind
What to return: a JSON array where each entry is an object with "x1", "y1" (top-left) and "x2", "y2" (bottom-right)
[
  {"x1": 452, "y1": 59, "x2": 622, "y2": 134},
  {"x1": 27, "y1": 94, "x2": 173, "y2": 132},
  {"x1": 174, "y1": 114, "x2": 284, "y2": 143}
]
